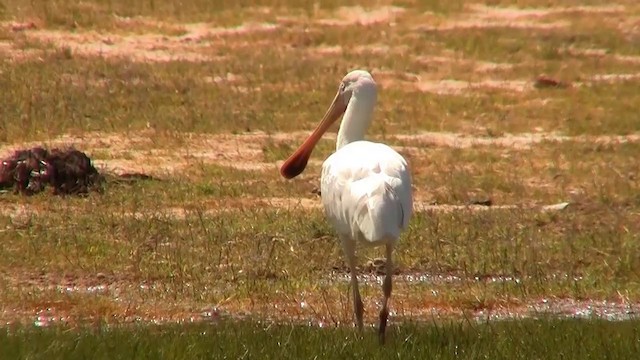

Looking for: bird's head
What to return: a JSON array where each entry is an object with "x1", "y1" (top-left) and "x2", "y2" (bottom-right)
[{"x1": 279, "y1": 70, "x2": 376, "y2": 179}]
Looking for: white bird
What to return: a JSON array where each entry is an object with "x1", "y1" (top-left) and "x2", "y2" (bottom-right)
[{"x1": 280, "y1": 70, "x2": 413, "y2": 344}]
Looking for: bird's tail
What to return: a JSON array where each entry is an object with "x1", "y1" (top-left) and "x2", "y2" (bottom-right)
[{"x1": 349, "y1": 174, "x2": 405, "y2": 243}]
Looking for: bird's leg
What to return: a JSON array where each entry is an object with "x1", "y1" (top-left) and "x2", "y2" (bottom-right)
[
  {"x1": 379, "y1": 243, "x2": 394, "y2": 345},
  {"x1": 342, "y1": 238, "x2": 363, "y2": 330},
  {"x1": 351, "y1": 265, "x2": 364, "y2": 331}
]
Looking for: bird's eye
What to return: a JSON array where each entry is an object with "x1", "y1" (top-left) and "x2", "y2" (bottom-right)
[{"x1": 339, "y1": 82, "x2": 346, "y2": 91}]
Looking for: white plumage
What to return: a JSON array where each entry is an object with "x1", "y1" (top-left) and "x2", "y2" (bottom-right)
[
  {"x1": 321, "y1": 141, "x2": 412, "y2": 244},
  {"x1": 280, "y1": 70, "x2": 413, "y2": 344}
]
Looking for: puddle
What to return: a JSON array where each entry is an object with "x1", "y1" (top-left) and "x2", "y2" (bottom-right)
[
  {"x1": 468, "y1": 299, "x2": 639, "y2": 322},
  {"x1": 11, "y1": 277, "x2": 639, "y2": 328},
  {"x1": 530, "y1": 299, "x2": 639, "y2": 321},
  {"x1": 34, "y1": 311, "x2": 71, "y2": 328},
  {"x1": 54, "y1": 284, "x2": 109, "y2": 294},
  {"x1": 326, "y1": 272, "x2": 584, "y2": 287},
  {"x1": 31, "y1": 306, "x2": 228, "y2": 328}
]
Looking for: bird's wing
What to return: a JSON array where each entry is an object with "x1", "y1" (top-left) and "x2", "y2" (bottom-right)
[
  {"x1": 320, "y1": 142, "x2": 412, "y2": 243},
  {"x1": 320, "y1": 157, "x2": 353, "y2": 236}
]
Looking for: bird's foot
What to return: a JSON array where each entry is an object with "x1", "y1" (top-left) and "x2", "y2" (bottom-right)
[{"x1": 378, "y1": 308, "x2": 389, "y2": 345}]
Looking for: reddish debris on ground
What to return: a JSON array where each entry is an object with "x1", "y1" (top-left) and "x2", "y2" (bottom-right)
[
  {"x1": 534, "y1": 75, "x2": 570, "y2": 89},
  {"x1": 10, "y1": 21, "x2": 38, "y2": 32},
  {"x1": 0, "y1": 147, "x2": 103, "y2": 196}
]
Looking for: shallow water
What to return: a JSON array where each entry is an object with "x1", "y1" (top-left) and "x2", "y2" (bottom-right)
[{"x1": 18, "y1": 271, "x2": 639, "y2": 328}]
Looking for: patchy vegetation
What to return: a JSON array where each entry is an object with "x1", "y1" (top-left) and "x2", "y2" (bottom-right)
[{"x1": 0, "y1": 2, "x2": 639, "y2": 350}]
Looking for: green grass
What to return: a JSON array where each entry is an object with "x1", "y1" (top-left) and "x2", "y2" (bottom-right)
[{"x1": 2, "y1": 318, "x2": 640, "y2": 359}]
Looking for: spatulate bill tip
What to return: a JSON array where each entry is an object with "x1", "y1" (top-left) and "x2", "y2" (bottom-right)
[{"x1": 280, "y1": 153, "x2": 310, "y2": 179}]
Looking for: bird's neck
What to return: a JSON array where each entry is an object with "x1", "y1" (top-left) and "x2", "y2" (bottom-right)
[{"x1": 336, "y1": 89, "x2": 377, "y2": 151}]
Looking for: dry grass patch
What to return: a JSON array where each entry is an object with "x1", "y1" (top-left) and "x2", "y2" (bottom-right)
[
  {"x1": 315, "y1": 5, "x2": 405, "y2": 26},
  {"x1": 1, "y1": 0, "x2": 640, "y2": 327},
  {"x1": 2, "y1": 20, "x2": 278, "y2": 63},
  {"x1": 406, "y1": 140, "x2": 640, "y2": 205}
]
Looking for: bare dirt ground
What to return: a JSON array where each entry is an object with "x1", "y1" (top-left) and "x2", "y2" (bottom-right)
[
  {"x1": 2, "y1": 130, "x2": 639, "y2": 177},
  {"x1": 1, "y1": 18, "x2": 279, "y2": 62}
]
